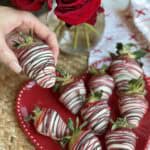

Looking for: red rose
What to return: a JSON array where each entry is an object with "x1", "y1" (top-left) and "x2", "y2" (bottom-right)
[
  {"x1": 11, "y1": 0, "x2": 45, "y2": 11},
  {"x1": 47, "y1": 0, "x2": 53, "y2": 10},
  {"x1": 54, "y1": 0, "x2": 103, "y2": 25}
]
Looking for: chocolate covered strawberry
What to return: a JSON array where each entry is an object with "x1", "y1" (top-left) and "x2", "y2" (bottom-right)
[
  {"x1": 81, "y1": 92, "x2": 111, "y2": 135},
  {"x1": 13, "y1": 32, "x2": 56, "y2": 88},
  {"x1": 110, "y1": 43, "x2": 145, "y2": 92},
  {"x1": 116, "y1": 77, "x2": 146, "y2": 96},
  {"x1": 105, "y1": 118, "x2": 137, "y2": 150},
  {"x1": 26, "y1": 107, "x2": 69, "y2": 140},
  {"x1": 88, "y1": 66, "x2": 114, "y2": 100},
  {"x1": 55, "y1": 69, "x2": 86, "y2": 115},
  {"x1": 61, "y1": 118, "x2": 102, "y2": 150},
  {"x1": 119, "y1": 95, "x2": 148, "y2": 127},
  {"x1": 69, "y1": 130, "x2": 102, "y2": 150}
]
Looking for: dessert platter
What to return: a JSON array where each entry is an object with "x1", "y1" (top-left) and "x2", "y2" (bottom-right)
[{"x1": 15, "y1": 32, "x2": 150, "y2": 150}]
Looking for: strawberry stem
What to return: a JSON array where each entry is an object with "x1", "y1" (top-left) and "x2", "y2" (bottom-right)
[
  {"x1": 67, "y1": 118, "x2": 75, "y2": 132},
  {"x1": 60, "y1": 136, "x2": 71, "y2": 148},
  {"x1": 88, "y1": 64, "x2": 108, "y2": 75},
  {"x1": 116, "y1": 43, "x2": 146, "y2": 59},
  {"x1": 111, "y1": 117, "x2": 134, "y2": 130},
  {"x1": 88, "y1": 91, "x2": 103, "y2": 103},
  {"x1": 79, "y1": 121, "x2": 88, "y2": 130},
  {"x1": 24, "y1": 106, "x2": 42, "y2": 122},
  {"x1": 60, "y1": 117, "x2": 87, "y2": 148},
  {"x1": 24, "y1": 114, "x2": 33, "y2": 122},
  {"x1": 56, "y1": 68, "x2": 74, "y2": 87},
  {"x1": 125, "y1": 78, "x2": 146, "y2": 95},
  {"x1": 14, "y1": 31, "x2": 35, "y2": 49}
]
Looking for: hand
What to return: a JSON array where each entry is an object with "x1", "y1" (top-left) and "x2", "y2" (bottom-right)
[{"x1": 0, "y1": 6, "x2": 59, "y2": 73}]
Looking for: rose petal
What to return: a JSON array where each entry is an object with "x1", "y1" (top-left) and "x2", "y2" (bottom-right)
[
  {"x1": 55, "y1": 0, "x2": 103, "y2": 25},
  {"x1": 11, "y1": 0, "x2": 45, "y2": 11}
]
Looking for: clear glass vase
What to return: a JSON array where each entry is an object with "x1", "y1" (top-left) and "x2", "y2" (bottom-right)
[{"x1": 47, "y1": 11, "x2": 105, "y2": 55}]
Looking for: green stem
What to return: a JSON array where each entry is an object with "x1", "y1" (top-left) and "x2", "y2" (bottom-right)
[
  {"x1": 73, "y1": 27, "x2": 79, "y2": 49},
  {"x1": 111, "y1": 117, "x2": 134, "y2": 130},
  {"x1": 56, "y1": 77, "x2": 67, "y2": 82},
  {"x1": 88, "y1": 91, "x2": 103, "y2": 103},
  {"x1": 54, "y1": 21, "x2": 64, "y2": 34},
  {"x1": 88, "y1": 65, "x2": 108, "y2": 75},
  {"x1": 116, "y1": 43, "x2": 146, "y2": 59},
  {"x1": 84, "y1": 23, "x2": 99, "y2": 36},
  {"x1": 84, "y1": 25, "x2": 90, "y2": 49}
]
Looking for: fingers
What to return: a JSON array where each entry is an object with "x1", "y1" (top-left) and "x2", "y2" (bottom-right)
[
  {"x1": 20, "y1": 12, "x2": 59, "y2": 64},
  {"x1": 45, "y1": 32, "x2": 59, "y2": 64},
  {"x1": 0, "y1": 35, "x2": 22, "y2": 73}
]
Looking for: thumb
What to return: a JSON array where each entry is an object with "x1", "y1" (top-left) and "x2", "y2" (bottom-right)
[{"x1": 0, "y1": 36, "x2": 22, "y2": 73}]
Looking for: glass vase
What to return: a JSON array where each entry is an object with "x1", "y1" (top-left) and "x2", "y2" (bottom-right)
[{"x1": 47, "y1": 11, "x2": 105, "y2": 55}]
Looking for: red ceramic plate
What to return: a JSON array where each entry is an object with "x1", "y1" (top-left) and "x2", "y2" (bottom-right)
[
  {"x1": 16, "y1": 80, "x2": 75, "y2": 150},
  {"x1": 16, "y1": 78, "x2": 150, "y2": 150}
]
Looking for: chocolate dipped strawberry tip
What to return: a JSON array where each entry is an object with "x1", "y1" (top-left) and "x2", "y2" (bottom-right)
[
  {"x1": 88, "y1": 64, "x2": 108, "y2": 76},
  {"x1": 111, "y1": 117, "x2": 134, "y2": 131},
  {"x1": 87, "y1": 91, "x2": 103, "y2": 103},
  {"x1": 125, "y1": 78, "x2": 146, "y2": 95},
  {"x1": 115, "y1": 42, "x2": 146, "y2": 60}
]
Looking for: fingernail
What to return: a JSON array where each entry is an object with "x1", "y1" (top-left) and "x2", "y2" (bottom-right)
[{"x1": 9, "y1": 62, "x2": 22, "y2": 73}]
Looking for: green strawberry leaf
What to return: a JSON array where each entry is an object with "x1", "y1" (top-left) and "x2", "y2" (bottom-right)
[
  {"x1": 111, "y1": 117, "x2": 134, "y2": 130},
  {"x1": 15, "y1": 32, "x2": 34, "y2": 49},
  {"x1": 112, "y1": 123, "x2": 117, "y2": 130},
  {"x1": 60, "y1": 136, "x2": 71, "y2": 148},
  {"x1": 94, "y1": 91, "x2": 103, "y2": 98},
  {"x1": 79, "y1": 121, "x2": 88, "y2": 130},
  {"x1": 75, "y1": 117, "x2": 80, "y2": 129},
  {"x1": 88, "y1": 66, "x2": 100, "y2": 75},
  {"x1": 126, "y1": 78, "x2": 146, "y2": 95},
  {"x1": 33, "y1": 106, "x2": 41, "y2": 114},
  {"x1": 100, "y1": 64, "x2": 108, "y2": 74},
  {"x1": 88, "y1": 91, "x2": 103, "y2": 102},
  {"x1": 67, "y1": 118, "x2": 74, "y2": 132},
  {"x1": 133, "y1": 50, "x2": 146, "y2": 59},
  {"x1": 116, "y1": 42, "x2": 146, "y2": 60},
  {"x1": 56, "y1": 68, "x2": 67, "y2": 77},
  {"x1": 24, "y1": 114, "x2": 33, "y2": 122},
  {"x1": 88, "y1": 64, "x2": 108, "y2": 75},
  {"x1": 56, "y1": 68, "x2": 73, "y2": 86},
  {"x1": 52, "y1": 83, "x2": 60, "y2": 92}
]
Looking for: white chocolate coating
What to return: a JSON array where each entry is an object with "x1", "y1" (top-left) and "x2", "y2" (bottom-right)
[
  {"x1": 72, "y1": 130, "x2": 102, "y2": 150},
  {"x1": 106, "y1": 130, "x2": 136, "y2": 150},
  {"x1": 81, "y1": 101, "x2": 110, "y2": 135},
  {"x1": 88, "y1": 75, "x2": 114, "y2": 100},
  {"x1": 17, "y1": 44, "x2": 56, "y2": 88},
  {"x1": 119, "y1": 95, "x2": 148, "y2": 127},
  {"x1": 35, "y1": 108, "x2": 69, "y2": 140},
  {"x1": 59, "y1": 80, "x2": 86, "y2": 114}
]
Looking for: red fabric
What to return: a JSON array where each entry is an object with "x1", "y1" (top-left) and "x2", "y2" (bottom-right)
[
  {"x1": 54, "y1": 0, "x2": 103, "y2": 25},
  {"x1": 11, "y1": 0, "x2": 46, "y2": 11}
]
